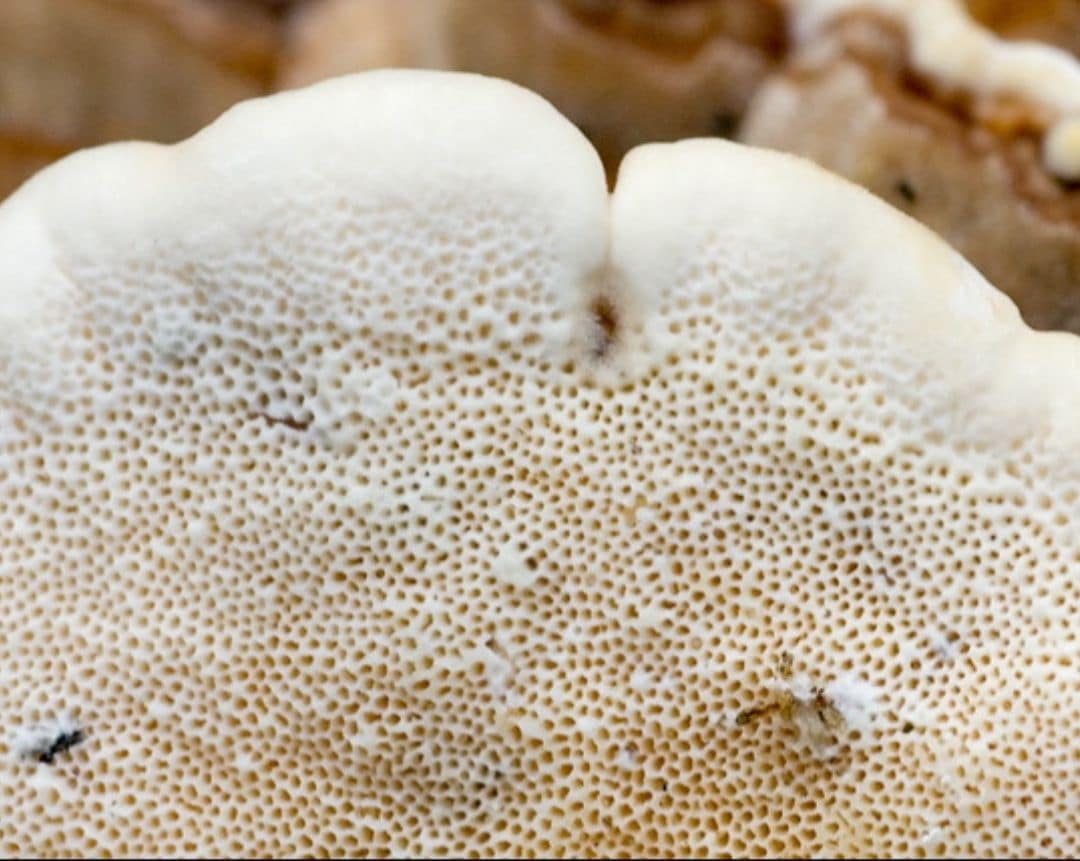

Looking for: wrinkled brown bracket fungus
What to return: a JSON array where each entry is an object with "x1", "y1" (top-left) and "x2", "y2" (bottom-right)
[
  {"x1": 741, "y1": 0, "x2": 1080, "y2": 333},
  {"x1": 965, "y1": 0, "x2": 1080, "y2": 57}
]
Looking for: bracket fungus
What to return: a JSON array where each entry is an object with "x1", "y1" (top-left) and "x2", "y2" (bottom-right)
[
  {"x1": 1, "y1": 69, "x2": 1079, "y2": 857},
  {"x1": 964, "y1": 0, "x2": 1080, "y2": 57},
  {"x1": 741, "y1": 0, "x2": 1080, "y2": 332}
]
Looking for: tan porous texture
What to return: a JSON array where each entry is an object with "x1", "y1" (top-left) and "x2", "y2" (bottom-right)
[{"x1": 1, "y1": 71, "x2": 1078, "y2": 857}]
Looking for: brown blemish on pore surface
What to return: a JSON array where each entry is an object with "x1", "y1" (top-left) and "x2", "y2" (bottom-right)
[
  {"x1": 589, "y1": 295, "x2": 619, "y2": 360},
  {"x1": 253, "y1": 411, "x2": 312, "y2": 432}
]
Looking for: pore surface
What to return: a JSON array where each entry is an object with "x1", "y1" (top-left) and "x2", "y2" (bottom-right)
[{"x1": 0, "y1": 70, "x2": 1077, "y2": 857}]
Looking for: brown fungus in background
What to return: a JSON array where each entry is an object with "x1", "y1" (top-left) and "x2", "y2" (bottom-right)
[
  {"x1": 740, "y1": 8, "x2": 1080, "y2": 333},
  {"x1": 0, "y1": 0, "x2": 281, "y2": 199}
]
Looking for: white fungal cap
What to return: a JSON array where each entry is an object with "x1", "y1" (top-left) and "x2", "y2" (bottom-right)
[
  {"x1": 1, "y1": 69, "x2": 1079, "y2": 857},
  {"x1": 793, "y1": 0, "x2": 1080, "y2": 180}
]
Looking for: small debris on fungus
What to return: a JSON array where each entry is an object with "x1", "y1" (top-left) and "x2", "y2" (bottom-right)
[{"x1": 9, "y1": 717, "x2": 87, "y2": 765}]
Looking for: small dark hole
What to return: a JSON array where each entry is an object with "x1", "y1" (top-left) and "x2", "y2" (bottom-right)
[
  {"x1": 711, "y1": 111, "x2": 738, "y2": 139},
  {"x1": 895, "y1": 179, "x2": 917, "y2": 204}
]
